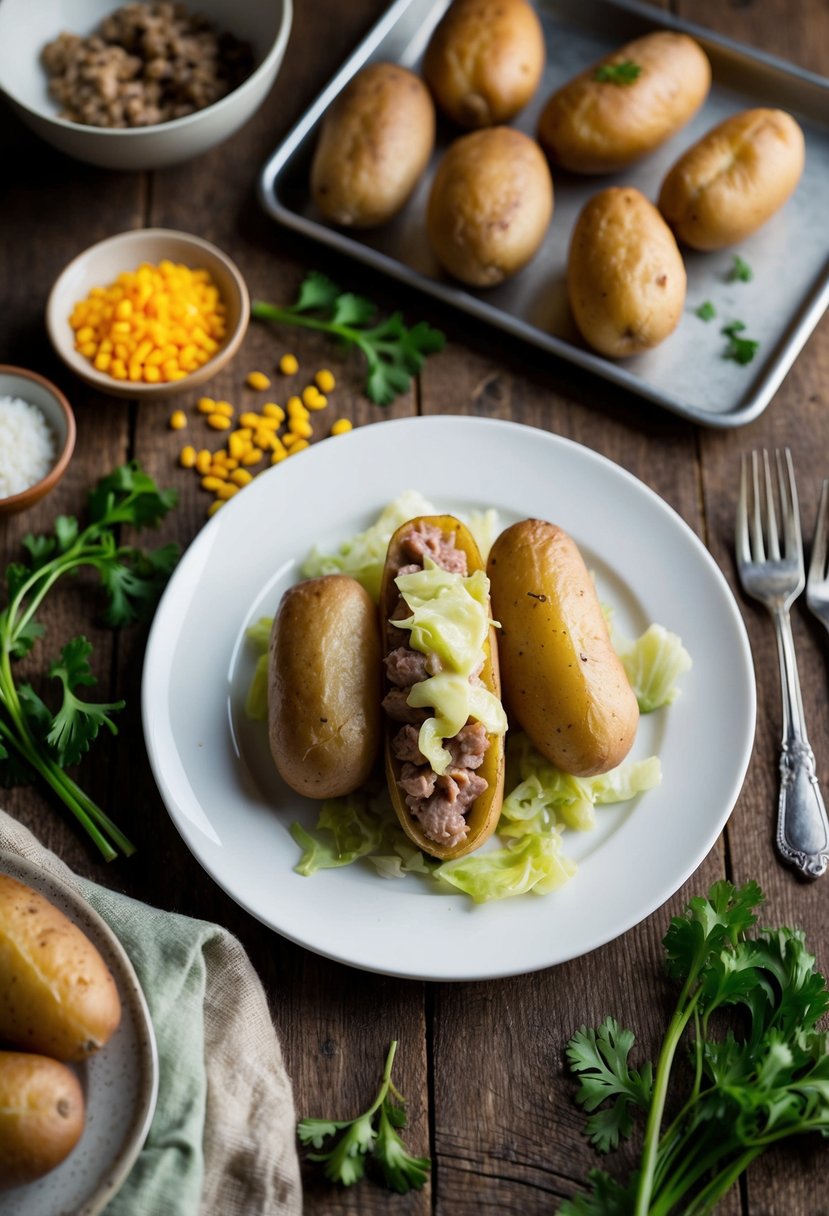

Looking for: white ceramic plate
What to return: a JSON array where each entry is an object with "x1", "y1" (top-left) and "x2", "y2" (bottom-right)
[
  {"x1": 0, "y1": 851, "x2": 158, "y2": 1215},
  {"x1": 142, "y1": 416, "x2": 756, "y2": 981}
]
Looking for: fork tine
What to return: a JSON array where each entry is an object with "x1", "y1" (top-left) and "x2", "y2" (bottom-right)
[
  {"x1": 736, "y1": 453, "x2": 751, "y2": 564},
  {"x1": 762, "y1": 449, "x2": 781, "y2": 561},
  {"x1": 777, "y1": 447, "x2": 802, "y2": 561},
  {"x1": 750, "y1": 449, "x2": 767, "y2": 562},
  {"x1": 808, "y1": 478, "x2": 829, "y2": 586}
]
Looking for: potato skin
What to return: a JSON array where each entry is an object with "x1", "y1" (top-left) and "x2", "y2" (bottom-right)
[
  {"x1": 487, "y1": 519, "x2": 639, "y2": 776},
  {"x1": 268, "y1": 574, "x2": 381, "y2": 799},
  {"x1": 422, "y1": 0, "x2": 546, "y2": 128},
  {"x1": 537, "y1": 31, "x2": 711, "y2": 174},
  {"x1": 427, "y1": 126, "x2": 553, "y2": 287},
  {"x1": 310, "y1": 62, "x2": 435, "y2": 229},
  {"x1": 0, "y1": 875, "x2": 122, "y2": 1062},
  {"x1": 658, "y1": 107, "x2": 805, "y2": 251},
  {"x1": 381, "y1": 516, "x2": 505, "y2": 859},
  {"x1": 567, "y1": 186, "x2": 686, "y2": 358},
  {"x1": 0, "y1": 1050, "x2": 85, "y2": 1187}
]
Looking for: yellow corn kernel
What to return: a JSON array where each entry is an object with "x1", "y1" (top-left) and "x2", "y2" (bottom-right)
[
  {"x1": 302, "y1": 386, "x2": 324, "y2": 409},
  {"x1": 179, "y1": 445, "x2": 197, "y2": 468},
  {"x1": 169, "y1": 409, "x2": 187, "y2": 430},
  {"x1": 195, "y1": 449, "x2": 213, "y2": 474},
  {"x1": 110, "y1": 359, "x2": 128, "y2": 380},
  {"x1": 255, "y1": 429, "x2": 279, "y2": 451},
  {"x1": 282, "y1": 432, "x2": 299, "y2": 449},
  {"x1": 207, "y1": 413, "x2": 232, "y2": 431},
  {"x1": 246, "y1": 370, "x2": 271, "y2": 391},
  {"x1": 230, "y1": 468, "x2": 253, "y2": 487},
  {"x1": 261, "y1": 402, "x2": 285, "y2": 422},
  {"x1": 197, "y1": 396, "x2": 216, "y2": 414},
  {"x1": 315, "y1": 369, "x2": 336, "y2": 393},
  {"x1": 228, "y1": 431, "x2": 251, "y2": 460},
  {"x1": 279, "y1": 353, "x2": 299, "y2": 375},
  {"x1": 211, "y1": 449, "x2": 229, "y2": 464},
  {"x1": 270, "y1": 448, "x2": 288, "y2": 464},
  {"x1": 206, "y1": 465, "x2": 229, "y2": 480},
  {"x1": 287, "y1": 438, "x2": 309, "y2": 455},
  {"x1": 238, "y1": 411, "x2": 263, "y2": 429},
  {"x1": 289, "y1": 417, "x2": 313, "y2": 439},
  {"x1": 93, "y1": 351, "x2": 112, "y2": 372},
  {"x1": 212, "y1": 400, "x2": 235, "y2": 418},
  {"x1": 254, "y1": 414, "x2": 280, "y2": 431},
  {"x1": 215, "y1": 482, "x2": 240, "y2": 500},
  {"x1": 201, "y1": 475, "x2": 225, "y2": 492},
  {"x1": 241, "y1": 447, "x2": 264, "y2": 466},
  {"x1": 330, "y1": 418, "x2": 353, "y2": 435},
  {"x1": 287, "y1": 396, "x2": 308, "y2": 419},
  {"x1": 207, "y1": 499, "x2": 224, "y2": 517},
  {"x1": 305, "y1": 392, "x2": 328, "y2": 411}
]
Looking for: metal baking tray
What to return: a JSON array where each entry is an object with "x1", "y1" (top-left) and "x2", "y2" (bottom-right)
[{"x1": 258, "y1": 0, "x2": 829, "y2": 428}]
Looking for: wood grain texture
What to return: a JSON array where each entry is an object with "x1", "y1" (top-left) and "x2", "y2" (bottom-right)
[{"x1": 0, "y1": 0, "x2": 826, "y2": 1212}]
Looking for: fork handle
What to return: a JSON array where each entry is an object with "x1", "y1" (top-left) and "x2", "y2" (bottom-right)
[{"x1": 773, "y1": 608, "x2": 829, "y2": 879}]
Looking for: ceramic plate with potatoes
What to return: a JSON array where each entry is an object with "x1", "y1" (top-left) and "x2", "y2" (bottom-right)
[
  {"x1": 0, "y1": 853, "x2": 158, "y2": 1215},
  {"x1": 141, "y1": 414, "x2": 756, "y2": 982},
  {"x1": 259, "y1": 0, "x2": 829, "y2": 428}
]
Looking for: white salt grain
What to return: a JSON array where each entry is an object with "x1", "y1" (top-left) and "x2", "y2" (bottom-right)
[{"x1": 0, "y1": 395, "x2": 57, "y2": 499}]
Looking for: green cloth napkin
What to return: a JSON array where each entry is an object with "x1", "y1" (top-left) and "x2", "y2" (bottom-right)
[{"x1": 0, "y1": 810, "x2": 303, "y2": 1216}]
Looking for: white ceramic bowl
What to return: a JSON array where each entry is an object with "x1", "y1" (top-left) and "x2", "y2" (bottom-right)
[
  {"x1": 0, "y1": 0, "x2": 292, "y2": 171},
  {"x1": 46, "y1": 228, "x2": 250, "y2": 401},
  {"x1": 0, "y1": 365, "x2": 76, "y2": 517}
]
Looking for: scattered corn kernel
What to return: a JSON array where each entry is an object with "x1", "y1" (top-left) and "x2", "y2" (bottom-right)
[
  {"x1": 241, "y1": 447, "x2": 264, "y2": 466},
  {"x1": 287, "y1": 396, "x2": 308, "y2": 418},
  {"x1": 287, "y1": 438, "x2": 309, "y2": 455},
  {"x1": 195, "y1": 449, "x2": 213, "y2": 473},
  {"x1": 169, "y1": 409, "x2": 187, "y2": 430},
  {"x1": 212, "y1": 400, "x2": 235, "y2": 418},
  {"x1": 305, "y1": 392, "x2": 328, "y2": 412},
  {"x1": 207, "y1": 500, "x2": 224, "y2": 517},
  {"x1": 271, "y1": 448, "x2": 288, "y2": 464},
  {"x1": 68, "y1": 260, "x2": 228, "y2": 385},
  {"x1": 207, "y1": 413, "x2": 232, "y2": 430},
  {"x1": 238, "y1": 411, "x2": 263, "y2": 429},
  {"x1": 315, "y1": 369, "x2": 336, "y2": 393},
  {"x1": 197, "y1": 396, "x2": 216, "y2": 414},
  {"x1": 282, "y1": 432, "x2": 300, "y2": 448},
  {"x1": 289, "y1": 417, "x2": 313, "y2": 439},
  {"x1": 279, "y1": 353, "x2": 299, "y2": 375},
  {"x1": 215, "y1": 482, "x2": 240, "y2": 500},
  {"x1": 262, "y1": 402, "x2": 285, "y2": 422},
  {"x1": 302, "y1": 386, "x2": 324, "y2": 409},
  {"x1": 179, "y1": 445, "x2": 197, "y2": 468},
  {"x1": 246, "y1": 370, "x2": 271, "y2": 390},
  {"x1": 230, "y1": 468, "x2": 253, "y2": 487},
  {"x1": 228, "y1": 431, "x2": 252, "y2": 461},
  {"x1": 206, "y1": 465, "x2": 229, "y2": 480},
  {"x1": 330, "y1": 418, "x2": 353, "y2": 435},
  {"x1": 201, "y1": 475, "x2": 225, "y2": 491}
]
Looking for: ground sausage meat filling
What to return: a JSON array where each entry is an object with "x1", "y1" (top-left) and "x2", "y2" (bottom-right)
[{"x1": 383, "y1": 521, "x2": 491, "y2": 848}]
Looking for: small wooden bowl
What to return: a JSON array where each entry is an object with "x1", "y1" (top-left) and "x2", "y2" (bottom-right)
[
  {"x1": 0, "y1": 365, "x2": 76, "y2": 517},
  {"x1": 45, "y1": 228, "x2": 250, "y2": 402}
]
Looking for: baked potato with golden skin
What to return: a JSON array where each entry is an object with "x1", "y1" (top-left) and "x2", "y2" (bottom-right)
[
  {"x1": 487, "y1": 519, "x2": 639, "y2": 776},
  {"x1": 0, "y1": 1051, "x2": 85, "y2": 1188}
]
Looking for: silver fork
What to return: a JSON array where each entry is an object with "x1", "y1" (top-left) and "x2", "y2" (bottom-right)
[
  {"x1": 736, "y1": 448, "x2": 829, "y2": 879},
  {"x1": 806, "y1": 479, "x2": 829, "y2": 639}
]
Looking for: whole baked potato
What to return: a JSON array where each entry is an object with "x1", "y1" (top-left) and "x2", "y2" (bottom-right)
[
  {"x1": 422, "y1": 0, "x2": 546, "y2": 128},
  {"x1": 487, "y1": 519, "x2": 639, "y2": 776},
  {"x1": 0, "y1": 874, "x2": 122, "y2": 1062},
  {"x1": 0, "y1": 1050, "x2": 85, "y2": 1188},
  {"x1": 537, "y1": 30, "x2": 711, "y2": 174},
  {"x1": 268, "y1": 574, "x2": 381, "y2": 798},
  {"x1": 427, "y1": 126, "x2": 553, "y2": 287},
  {"x1": 658, "y1": 107, "x2": 805, "y2": 250},
  {"x1": 567, "y1": 186, "x2": 687, "y2": 358},
  {"x1": 310, "y1": 62, "x2": 435, "y2": 228}
]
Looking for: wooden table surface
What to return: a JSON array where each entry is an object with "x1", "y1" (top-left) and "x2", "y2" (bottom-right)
[{"x1": 2, "y1": 1, "x2": 828, "y2": 1212}]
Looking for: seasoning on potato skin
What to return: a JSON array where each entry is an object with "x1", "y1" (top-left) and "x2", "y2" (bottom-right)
[
  {"x1": 427, "y1": 126, "x2": 554, "y2": 287},
  {"x1": 537, "y1": 30, "x2": 711, "y2": 174},
  {"x1": 487, "y1": 519, "x2": 639, "y2": 777},
  {"x1": 422, "y1": 0, "x2": 546, "y2": 129},
  {"x1": 310, "y1": 62, "x2": 436, "y2": 229},
  {"x1": 657, "y1": 107, "x2": 805, "y2": 251},
  {"x1": 567, "y1": 186, "x2": 687, "y2": 358},
  {"x1": 268, "y1": 574, "x2": 382, "y2": 799}
]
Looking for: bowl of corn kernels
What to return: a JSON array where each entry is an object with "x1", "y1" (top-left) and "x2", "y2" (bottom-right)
[{"x1": 45, "y1": 227, "x2": 250, "y2": 401}]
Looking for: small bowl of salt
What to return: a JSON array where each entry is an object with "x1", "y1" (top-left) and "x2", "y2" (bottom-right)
[{"x1": 0, "y1": 365, "x2": 76, "y2": 517}]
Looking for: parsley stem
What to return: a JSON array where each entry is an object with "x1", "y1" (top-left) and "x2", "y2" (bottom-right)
[{"x1": 250, "y1": 301, "x2": 364, "y2": 348}]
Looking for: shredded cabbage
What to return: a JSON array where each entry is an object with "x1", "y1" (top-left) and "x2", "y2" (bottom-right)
[
  {"x1": 434, "y1": 833, "x2": 577, "y2": 902},
  {"x1": 465, "y1": 508, "x2": 500, "y2": 562},
  {"x1": 616, "y1": 623, "x2": 693, "y2": 713},
  {"x1": 244, "y1": 617, "x2": 272, "y2": 720},
  {"x1": 301, "y1": 489, "x2": 437, "y2": 601}
]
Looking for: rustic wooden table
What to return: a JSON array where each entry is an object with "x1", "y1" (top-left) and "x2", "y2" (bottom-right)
[{"x1": 2, "y1": 1, "x2": 828, "y2": 1212}]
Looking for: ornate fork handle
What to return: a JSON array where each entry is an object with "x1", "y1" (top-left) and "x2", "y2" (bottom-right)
[{"x1": 772, "y1": 606, "x2": 829, "y2": 878}]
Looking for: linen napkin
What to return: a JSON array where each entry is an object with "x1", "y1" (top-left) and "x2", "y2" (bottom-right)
[{"x1": 0, "y1": 809, "x2": 303, "y2": 1216}]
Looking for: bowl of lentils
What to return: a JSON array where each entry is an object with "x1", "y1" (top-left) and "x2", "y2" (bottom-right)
[
  {"x1": 0, "y1": 0, "x2": 292, "y2": 170},
  {"x1": 0, "y1": 367, "x2": 77, "y2": 517}
]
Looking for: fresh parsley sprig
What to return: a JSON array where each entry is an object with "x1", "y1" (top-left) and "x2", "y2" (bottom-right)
[
  {"x1": 251, "y1": 271, "x2": 445, "y2": 406},
  {"x1": 0, "y1": 462, "x2": 179, "y2": 861},
  {"x1": 722, "y1": 319, "x2": 759, "y2": 365},
  {"x1": 298, "y1": 1040, "x2": 431, "y2": 1194},
  {"x1": 562, "y1": 879, "x2": 829, "y2": 1215}
]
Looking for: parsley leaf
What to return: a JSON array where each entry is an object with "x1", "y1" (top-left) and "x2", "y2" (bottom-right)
[
  {"x1": 722, "y1": 320, "x2": 759, "y2": 365},
  {"x1": 0, "y1": 461, "x2": 179, "y2": 860},
  {"x1": 564, "y1": 880, "x2": 829, "y2": 1214},
  {"x1": 251, "y1": 271, "x2": 445, "y2": 406},
  {"x1": 298, "y1": 1040, "x2": 430, "y2": 1194},
  {"x1": 729, "y1": 254, "x2": 754, "y2": 282},
  {"x1": 696, "y1": 300, "x2": 717, "y2": 321},
  {"x1": 594, "y1": 60, "x2": 642, "y2": 84}
]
